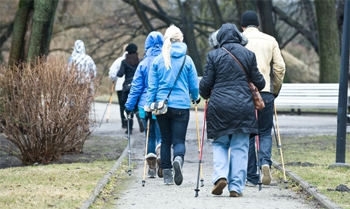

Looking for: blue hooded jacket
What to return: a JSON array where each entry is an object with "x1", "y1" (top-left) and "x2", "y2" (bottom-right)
[
  {"x1": 147, "y1": 42, "x2": 199, "y2": 109},
  {"x1": 125, "y1": 31, "x2": 164, "y2": 117}
]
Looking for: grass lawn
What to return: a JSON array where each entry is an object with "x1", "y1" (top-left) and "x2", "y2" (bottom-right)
[
  {"x1": 272, "y1": 134, "x2": 350, "y2": 209},
  {"x1": 0, "y1": 135, "x2": 127, "y2": 209}
]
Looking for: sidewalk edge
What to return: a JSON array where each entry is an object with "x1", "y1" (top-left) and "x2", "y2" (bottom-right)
[
  {"x1": 80, "y1": 136, "x2": 134, "y2": 209},
  {"x1": 272, "y1": 160, "x2": 342, "y2": 209}
]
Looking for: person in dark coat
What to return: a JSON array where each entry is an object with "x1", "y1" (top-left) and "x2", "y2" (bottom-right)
[
  {"x1": 199, "y1": 23, "x2": 265, "y2": 197},
  {"x1": 118, "y1": 43, "x2": 141, "y2": 134}
]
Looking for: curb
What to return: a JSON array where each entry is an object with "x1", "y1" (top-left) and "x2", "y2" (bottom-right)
[
  {"x1": 80, "y1": 136, "x2": 134, "y2": 209},
  {"x1": 272, "y1": 159, "x2": 342, "y2": 209}
]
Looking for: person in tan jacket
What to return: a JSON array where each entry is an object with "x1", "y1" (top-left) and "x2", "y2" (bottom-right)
[{"x1": 241, "y1": 10, "x2": 286, "y2": 187}]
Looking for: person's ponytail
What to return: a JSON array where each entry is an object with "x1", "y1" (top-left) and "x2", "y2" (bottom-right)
[
  {"x1": 162, "y1": 25, "x2": 183, "y2": 70},
  {"x1": 162, "y1": 37, "x2": 172, "y2": 70}
]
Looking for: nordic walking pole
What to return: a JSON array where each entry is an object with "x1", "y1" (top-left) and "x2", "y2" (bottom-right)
[
  {"x1": 105, "y1": 82, "x2": 115, "y2": 123},
  {"x1": 255, "y1": 109, "x2": 262, "y2": 191},
  {"x1": 194, "y1": 101, "x2": 204, "y2": 187},
  {"x1": 195, "y1": 99, "x2": 208, "y2": 197},
  {"x1": 127, "y1": 113, "x2": 132, "y2": 176},
  {"x1": 98, "y1": 81, "x2": 115, "y2": 127},
  {"x1": 273, "y1": 103, "x2": 288, "y2": 189},
  {"x1": 142, "y1": 118, "x2": 151, "y2": 187}
]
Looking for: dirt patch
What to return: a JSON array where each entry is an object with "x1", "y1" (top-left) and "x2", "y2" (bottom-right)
[{"x1": 0, "y1": 133, "x2": 127, "y2": 169}]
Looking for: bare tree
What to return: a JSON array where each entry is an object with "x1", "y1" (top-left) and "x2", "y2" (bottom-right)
[
  {"x1": 314, "y1": 0, "x2": 340, "y2": 83},
  {"x1": 8, "y1": 0, "x2": 58, "y2": 66}
]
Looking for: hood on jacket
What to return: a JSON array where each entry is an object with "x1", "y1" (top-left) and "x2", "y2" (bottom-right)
[
  {"x1": 217, "y1": 23, "x2": 243, "y2": 46},
  {"x1": 170, "y1": 42, "x2": 187, "y2": 59},
  {"x1": 72, "y1": 40, "x2": 86, "y2": 56},
  {"x1": 145, "y1": 31, "x2": 164, "y2": 57}
]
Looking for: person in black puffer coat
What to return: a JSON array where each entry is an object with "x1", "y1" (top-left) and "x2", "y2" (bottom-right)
[{"x1": 199, "y1": 23, "x2": 265, "y2": 197}]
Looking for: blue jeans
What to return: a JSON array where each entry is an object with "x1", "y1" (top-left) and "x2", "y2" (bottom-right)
[
  {"x1": 247, "y1": 93, "x2": 274, "y2": 184},
  {"x1": 156, "y1": 108, "x2": 189, "y2": 169},
  {"x1": 141, "y1": 118, "x2": 162, "y2": 155},
  {"x1": 212, "y1": 133, "x2": 249, "y2": 194}
]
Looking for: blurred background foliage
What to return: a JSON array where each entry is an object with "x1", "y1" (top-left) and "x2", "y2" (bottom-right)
[{"x1": 0, "y1": 0, "x2": 347, "y2": 95}]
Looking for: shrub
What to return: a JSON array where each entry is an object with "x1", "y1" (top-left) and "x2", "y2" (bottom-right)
[{"x1": 0, "y1": 56, "x2": 98, "y2": 165}]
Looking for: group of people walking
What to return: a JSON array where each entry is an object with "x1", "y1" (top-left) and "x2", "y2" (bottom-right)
[{"x1": 71, "y1": 10, "x2": 286, "y2": 197}]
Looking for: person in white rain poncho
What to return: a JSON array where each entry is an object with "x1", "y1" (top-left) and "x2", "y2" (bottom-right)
[{"x1": 68, "y1": 40, "x2": 97, "y2": 86}]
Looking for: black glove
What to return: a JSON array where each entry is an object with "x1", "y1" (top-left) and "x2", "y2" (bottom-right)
[
  {"x1": 273, "y1": 93, "x2": 278, "y2": 98},
  {"x1": 192, "y1": 97, "x2": 201, "y2": 105},
  {"x1": 145, "y1": 111, "x2": 153, "y2": 123}
]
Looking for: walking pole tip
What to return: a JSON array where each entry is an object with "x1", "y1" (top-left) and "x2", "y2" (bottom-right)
[
  {"x1": 142, "y1": 180, "x2": 145, "y2": 187},
  {"x1": 194, "y1": 188, "x2": 199, "y2": 197}
]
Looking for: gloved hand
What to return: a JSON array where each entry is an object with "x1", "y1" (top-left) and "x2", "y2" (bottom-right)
[
  {"x1": 144, "y1": 105, "x2": 152, "y2": 112},
  {"x1": 124, "y1": 108, "x2": 132, "y2": 119},
  {"x1": 273, "y1": 93, "x2": 278, "y2": 98},
  {"x1": 192, "y1": 97, "x2": 201, "y2": 105},
  {"x1": 144, "y1": 111, "x2": 153, "y2": 123}
]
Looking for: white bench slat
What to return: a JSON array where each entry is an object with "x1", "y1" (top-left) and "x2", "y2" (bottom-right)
[{"x1": 275, "y1": 83, "x2": 349, "y2": 110}]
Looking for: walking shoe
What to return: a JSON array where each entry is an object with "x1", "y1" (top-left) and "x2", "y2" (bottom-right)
[
  {"x1": 230, "y1": 191, "x2": 243, "y2": 197},
  {"x1": 261, "y1": 164, "x2": 272, "y2": 185},
  {"x1": 157, "y1": 167, "x2": 163, "y2": 178},
  {"x1": 163, "y1": 169, "x2": 173, "y2": 185},
  {"x1": 211, "y1": 178, "x2": 227, "y2": 195},
  {"x1": 173, "y1": 156, "x2": 183, "y2": 186},
  {"x1": 146, "y1": 153, "x2": 157, "y2": 178},
  {"x1": 245, "y1": 180, "x2": 257, "y2": 187}
]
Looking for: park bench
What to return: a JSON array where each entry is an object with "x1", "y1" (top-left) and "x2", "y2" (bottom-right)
[{"x1": 274, "y1": 83, "x2": 350, "y2": 114}]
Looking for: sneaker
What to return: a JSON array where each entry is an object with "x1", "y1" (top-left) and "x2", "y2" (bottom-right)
[
  {"x1": 163, "y1": 169, "x2": 173, "y2": 185},
  {"x1": 245, "y1": 180, "x2": 257, "y2": 187},
  {"x1": 173, "y1": 156, "x2": 183, "y2": 186},
  {"x1": 211, "y1": 178, "x2": 227, "y2": 195},
  {"x1": 157, "y1": 167, "x2": 163, "y2": 178},
  {"x1": 229, "y1": 191, "x2": 243, "y2": 197},
  {"x1": 261, "y1": 164, "x2": 272, "y2": 185},
  {"x1": 146, "y1": 153, "x2": 157, "y2": 178}
]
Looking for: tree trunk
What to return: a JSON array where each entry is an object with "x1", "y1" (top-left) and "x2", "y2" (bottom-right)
[
  {"x1": 8, "y1": 0, "x2": 34, "y2": 66},
  {"x1": 235, "y1": 0, "x2": 256, "y2": 28},
  {"x1": 27, "y1": 0, "x2": 58, "y2": 61},
  {"x1": 257, "y1": 0, "x2": 280, "y2": 44},
  {"x1": 314, "y1": 0, "x2": 340, "y2": 83},
  {"x1": 180, "y1": 0, "x2": 203, "y2": 76},
  {"x1": 208, "y1": 0, "x2": 224, "y2": 29}
]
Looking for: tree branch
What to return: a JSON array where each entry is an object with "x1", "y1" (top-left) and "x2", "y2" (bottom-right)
[{"x1": 273, "y1": 6, "x2": 318, "y2": 53}]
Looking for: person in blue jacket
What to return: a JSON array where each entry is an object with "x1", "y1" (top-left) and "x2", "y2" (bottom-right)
[
  {"x1": 145, "y1": 25, "x2": 200, "y2": 186},
  {"x1": 124, "y1": 32, "x2": 164, "y2": 178}
]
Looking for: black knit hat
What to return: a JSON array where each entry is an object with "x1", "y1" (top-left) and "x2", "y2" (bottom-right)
[
  {"x1": 126, "y1": 43, "x2": 138, "y2": 54},
  {"x1": 241, "y1": 11, "x2": 259, "y2": 27}
]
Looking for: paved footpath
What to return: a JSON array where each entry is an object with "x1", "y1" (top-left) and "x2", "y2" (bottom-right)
[{"x1": 91, "y1": 102, "x2": 344, "y2": 209}]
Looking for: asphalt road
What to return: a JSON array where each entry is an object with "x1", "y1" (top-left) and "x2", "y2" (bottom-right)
[{"x1": 89, "y1": 102, "x2": 345, "y2": 209}]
